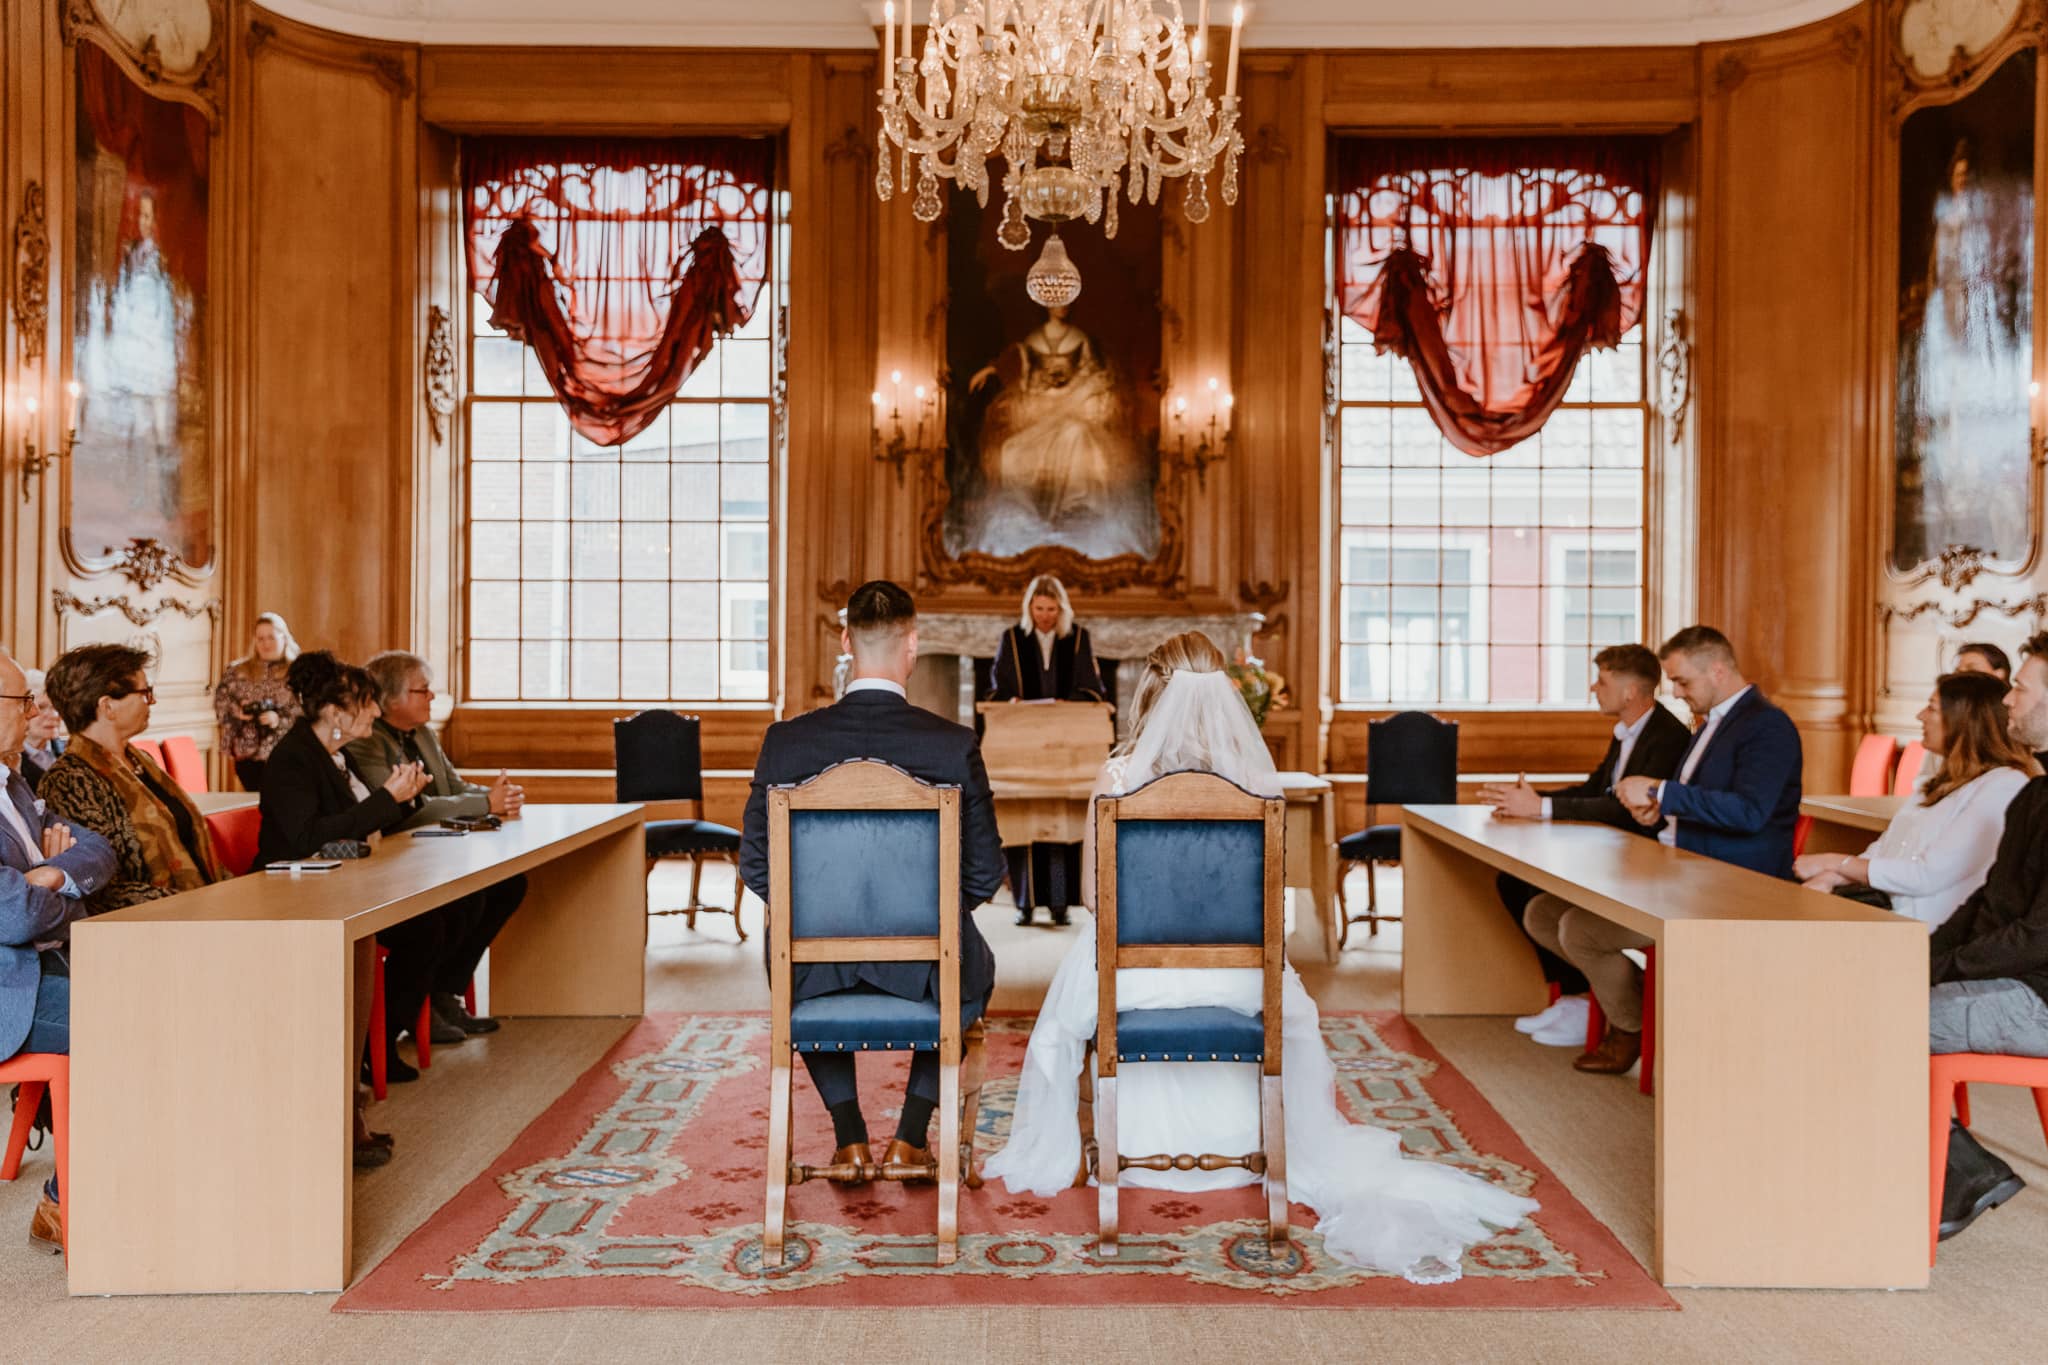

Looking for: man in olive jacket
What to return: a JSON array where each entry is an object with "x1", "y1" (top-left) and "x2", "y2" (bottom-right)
[{"x1": 350, "y1": 650, "x2": 527, "y2": 1041}]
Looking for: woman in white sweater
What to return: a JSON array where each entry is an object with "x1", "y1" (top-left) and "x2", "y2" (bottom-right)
[{"x1": 1795, "y1": 671, "x2": 2038, "y2": 929}]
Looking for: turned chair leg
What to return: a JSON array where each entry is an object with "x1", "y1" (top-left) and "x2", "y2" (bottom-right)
[
  {"x1": 937, "y1": 1049, "x2": 962, "y2": 1266},
  {"x1": 1261, "y1": 1073, "x2": 1289, "y2": 1251},
  {"x1": 1095, "y1": 1075, "x2": 1120, "y2": 1256},
  {"x1": 724, "y1": 854, "x2": 748, "y2": 942},
  {"x1": 1366, "y1": 861, "x2": 1380, "y2": 935},
  {"x1": 960, "y1": 1021, "x2": 987, "y2": 1191},
  {"x1": 1073, "y1": 1043, "x2": 1098, "y2": 1188},
  {"x1": 763, "y1": 1056, "x2": 793, "y2": 1268},
  {"x1": 685, "y1": 856, "x2": 702, "y2": 931},
  {"x1": 1336, "y1": 862, "x2": 1352, "y2": 950}
]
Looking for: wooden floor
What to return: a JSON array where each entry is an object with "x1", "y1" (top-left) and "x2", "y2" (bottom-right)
[{"x1": 11, "y1": 863, "x2": 2045, "y2": 1362}]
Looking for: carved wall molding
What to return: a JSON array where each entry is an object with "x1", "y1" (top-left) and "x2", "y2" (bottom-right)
[
  {"x1": 11, "y1": 182, "x2": 49, "y2": 363},
  {"x1": 62, "y1": 0, "x2": 227, "y2": 126},
  {"x1": 243, "y1": 13, "x2": 414, "y2": 100},
  {"x1": 52, "y1": 589, "x2": 221, "y2": 628},
  {"x1": 1896, "y1": 544, "x2": 1996, "y2": 592},
  {"x1": 1238, "y1": 580, "x2": 1291, "y2": 613},
  {"x1": 424, "y1": 305, "x2": 456, "y2": 443},
  {"x1": 1656, "y1": 307, "x2": 1693, "y2": 443},
  {"x1": 107, "y1": 537, "x2": 208, "y2": 592},
  {"x1": 1886, "y1": 0, "x2": 2043, "y2": 117},
  {"x1": 1879, "y1": 592, "x2": 2048, "y2": 628}
]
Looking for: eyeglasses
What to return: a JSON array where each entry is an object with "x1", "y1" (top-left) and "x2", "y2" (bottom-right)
[
  {"x1": 0, "y1": 694, "x2": 33, "y2": 715},
  {"x1": 407, "y1": 687, "x2": 435, "y2": 698},
  {"x1": 112, "y1": 685, "x2": 156, "y2": 705}
]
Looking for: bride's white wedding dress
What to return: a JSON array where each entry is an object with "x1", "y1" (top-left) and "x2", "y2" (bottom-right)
[{"x1": 982, "y1": 670, "x2": 1538, "y2": 1284}]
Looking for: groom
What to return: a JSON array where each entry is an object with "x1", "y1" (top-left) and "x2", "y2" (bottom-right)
[{"x1": 740, "y1": 580, "x2": 1006, "y2": 1179}]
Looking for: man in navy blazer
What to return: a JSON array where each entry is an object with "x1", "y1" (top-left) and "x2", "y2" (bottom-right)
[
  {"x1": 741, "y1": 581, "x2": 1006, "y2": 1179},
  {"x1": 0, "y1": 648, "x2": 115, "y2": 1252},
  {"x1": 1556, "y1": 626, "x2": 1803, "y2": 1075}
]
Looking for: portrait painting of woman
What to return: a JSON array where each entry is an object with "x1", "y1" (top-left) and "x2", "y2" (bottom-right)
[
  {"x1": 944, "y1": 200, "x2": 1162, "y2": 564},
  {"x1": 70, "y1": 41, "x2": 213, "y2": 567},
  {"x1": 1893, "y1": 49, "x2": 2035, "y2": 571}
]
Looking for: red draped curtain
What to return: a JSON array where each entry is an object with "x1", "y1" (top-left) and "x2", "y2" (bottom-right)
[
  {"x1": 1333, "y1": 137, "x2": 1658, "y2": 457},
  {"x1": 463, "y1": 136, "x2": 775, "y2": 447}
]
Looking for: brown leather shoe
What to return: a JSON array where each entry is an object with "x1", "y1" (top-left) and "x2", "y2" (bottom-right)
[
  {"x1": 1573, "y1": 1026, "x2": 1644, "y2": 1075},
  {"x1": 27, "y1": 1196, "x2": 62, "y2": 1255},
  {"x1": 827, "y1": 1142, "x2": 874, "y2": 1185},
  {"x1": 884, "y1": 1138, "x2": 936, "y2": 1183}
]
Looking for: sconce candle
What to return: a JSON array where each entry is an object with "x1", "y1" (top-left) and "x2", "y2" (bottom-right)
[{"x1": 65, "y1": 380, "x2": 81, "y2": 434}]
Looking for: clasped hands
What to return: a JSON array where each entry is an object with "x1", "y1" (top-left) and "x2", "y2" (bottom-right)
[
  {"x1": 1613, "y1": 775, "x2": 1664, "y2": 827},
  {"x1": 24, "y1": 822, "x2": 76, "y2": 892},
  {"x1": 1791, "y1": 852, "x2": 1863, "y2": 894}
]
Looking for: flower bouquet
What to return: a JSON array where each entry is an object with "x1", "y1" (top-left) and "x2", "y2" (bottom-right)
[{"x1": 1225, "y1": 650, "x2": 1289, "y2": 729}]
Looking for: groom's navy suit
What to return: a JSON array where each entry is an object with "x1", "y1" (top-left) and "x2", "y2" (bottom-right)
[{"x1": 740, "y1": 685, "x2": 1006, "y2": 1110}]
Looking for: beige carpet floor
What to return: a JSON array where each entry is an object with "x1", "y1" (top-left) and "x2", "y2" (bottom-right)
[{"x1": 6, "y1": 863, "x2": 2037, "y2": 1363}]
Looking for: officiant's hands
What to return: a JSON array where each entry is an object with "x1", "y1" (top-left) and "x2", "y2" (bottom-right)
[
  {"x1": 1478, "y1": 774, "x2": 1541, "y2": 820},
  {"x1": 1615, "y1": 775, "x2": 1663, "y2": 826}
]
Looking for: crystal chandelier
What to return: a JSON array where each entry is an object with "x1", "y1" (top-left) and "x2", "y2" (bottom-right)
[{"x1": 876, "y1": 1, "x2": 1246, "y2": 269}]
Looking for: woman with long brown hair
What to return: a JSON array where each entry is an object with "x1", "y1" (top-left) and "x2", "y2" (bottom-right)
[
  {"x1": 212, "y1": 612, "x2": 302, "y2": 791},
  {"x1": 1796, "y1": 670, "x2": 2038, "y2": 927}
]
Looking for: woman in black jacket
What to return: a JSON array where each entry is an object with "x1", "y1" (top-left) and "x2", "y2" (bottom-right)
[{"x1": 258, "y1": 653, "x2": 437, "y2": 1098}]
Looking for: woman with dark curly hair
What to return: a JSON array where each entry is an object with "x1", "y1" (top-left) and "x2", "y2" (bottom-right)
[{"x1": 37, "y1": 643, "x2": 226, "y2": 914}]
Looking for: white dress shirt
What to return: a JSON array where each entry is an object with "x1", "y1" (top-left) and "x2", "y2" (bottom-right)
[
  {"x1": 1035, "y1": 629, "x2": 1056, "y2": 671},
  {"x1": 1862, "y1": 765, "x2": 2030, "y2": 930},
  {"x1": 1542, "y1": 705, "x2": 1656, "y2": 820},
  {"x1": 1658, "y1": 685, "x2": 1751, "y2": 847},
  {"x1": 845, "y1": 677, "x2": 907, "y2": 698},
  {"x1": 0, "y1": 784, "x2": 44, "y2": 867}
]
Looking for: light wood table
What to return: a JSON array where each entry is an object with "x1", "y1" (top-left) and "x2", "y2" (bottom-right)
[
  {"x1": 191, "y1": 790, "x2": 259, "y2": 815},
  {"x1": 1799, "y1": 793, "x2": 1905, "y2": 855},
  {"x1": 67, "y1": 804, "x2": 647, "y2": 1296},
  {"x1": 990, "y1": 771, "x2": 1338, "y2": 964},
  {"x1": 1398, "y1": 804, "x2": 1927, "y2": 1290}
]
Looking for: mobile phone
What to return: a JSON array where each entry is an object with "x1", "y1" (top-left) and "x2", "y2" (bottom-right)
[
  {"x1": 263, "y1": 860, "x2": 342, "y2": 873},
  {"x1": 415, "y1": 828, "x2": 466, "y2": 838}
]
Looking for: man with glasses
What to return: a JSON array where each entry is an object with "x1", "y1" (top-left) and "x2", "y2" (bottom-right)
[
  {"x1": 16, "y1": 670, "x2": 65, "y2": 795},
  {"x1": 349, "y1": 651, "x2": 525, "y2": 1043},
  {"x1": 0, "y1": 647, "x2": 113, "y2": 1253}
]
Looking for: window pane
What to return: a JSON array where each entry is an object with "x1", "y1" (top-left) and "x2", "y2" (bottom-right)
[{"x1": 470, "y1": 582, "x2": 519, "y2": 638}]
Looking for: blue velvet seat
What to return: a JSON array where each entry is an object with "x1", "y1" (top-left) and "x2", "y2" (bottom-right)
[
  {"x1": 1090, "y1": 771, "x2": 1289, "y2": 1258},
  {"x1": 762, "y1": 760, "x2": 986, "y2": 1269},
  {"x1": 1335, "y1": 711, "x2": 1458, "y2": 946},
  {"x1": 614, "y1": 710, "x2": 744, "y2": 940}
]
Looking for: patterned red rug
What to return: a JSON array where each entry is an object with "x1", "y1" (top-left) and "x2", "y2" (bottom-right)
[{"x1": 337, "y1": 1011, "x2": 1673, "y2": 1312}]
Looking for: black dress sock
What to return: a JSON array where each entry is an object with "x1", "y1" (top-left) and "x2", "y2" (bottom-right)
[
  {"x1": 828, "y1": 1100, "x2": 869, "y2": 1149},
  {"x1": 895, "y1": 1095, "x2": 936, "y2": 1148}
]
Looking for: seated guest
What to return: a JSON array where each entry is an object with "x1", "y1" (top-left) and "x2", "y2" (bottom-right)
[
  {"x1": 0, "y1": 647, "x2": 114, "y2": 1253},
  {"x1": 1929, "y1": 631, "x2": 2048, "y2": 1240},
  {"x1": 1956, "y1": 641, "x2": 2012, "y2": 683},
  {"x1": 1533, "y1": 627, "x2": 1802, "y2": 1075},
  {"x1": 1478, "y1": 643, "x2": 1690, "y2": 1047},
  {"x1": 258, "y1": 652, "x2": 436, "y2": 1084},
  {"x1": 349, "y1": 650, "x2": 525, "y2": 1038},
  {"x1": 990, "y1": 574, "x2": 1106, "y2": 927},
  {"x1": 17, "y1": 670, "x2": 65, "y2": 794},
  {"x1": 38, "y1": 644, "x2": 227, "y2": 913},
  {"x1": 213, "y1": 612, "x2": 302, "y2": 792},
  {"x1": 741, "y1": 580, "x2": 1005, "y2": 1178},
  {"x1": 1794, "y1": 672, "x2": 2035, "y2": 929}
]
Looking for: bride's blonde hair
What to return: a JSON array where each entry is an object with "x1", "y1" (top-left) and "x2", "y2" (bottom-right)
[{"x1": 1114, "y1": 631, "x2": 1228, "y2": 757}]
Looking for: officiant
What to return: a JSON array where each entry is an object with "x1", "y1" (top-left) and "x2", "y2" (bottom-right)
[{"x1": 990, "y1": 574, "x2": 1106, "y2": 927}]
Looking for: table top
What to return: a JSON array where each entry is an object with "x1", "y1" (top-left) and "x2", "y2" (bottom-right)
[
  {"x1": 75, "y1": 804, "x2": 643, "y2": 937},
  {"x1": 1800, "y1": 794, "x2": 1906, "y2": 831},
  {"x1": 1401, "y1": 804, "x2": 1913, "y2": 938},
  {"x1": 191, "y1": 791, "x2": 259, "y2": 815},
  {"x1": 992, "y1": 769, "x2": 1331, "y2": 803}
]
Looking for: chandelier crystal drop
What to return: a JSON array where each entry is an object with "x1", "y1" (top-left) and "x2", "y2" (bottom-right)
[
  {"x1": 1025, "y1": 230, "x2": 1083, "y2": 307},
  {"x1": 877, "y1": 0, "x2": 1246, "y2": 253}
]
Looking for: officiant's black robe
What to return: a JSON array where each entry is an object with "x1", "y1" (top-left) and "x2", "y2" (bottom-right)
[{"x1": 988, "y1": 624, "x2": 1105, "y2": 913}]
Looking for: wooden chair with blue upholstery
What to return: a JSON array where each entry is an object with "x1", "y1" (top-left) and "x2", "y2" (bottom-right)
[
  {"x1": 1335, "y1": 710, "x2": 1458, "y2": 946},
  {"x1": 1089, "y1": 770, "x2": 1288, "y2": 1257},
  {"x1": 613, "y1": 710, "x2": 745, "y2": 940},
  {"x1": 762, "y1": 759, "x2": 987, "y2": 1268}
]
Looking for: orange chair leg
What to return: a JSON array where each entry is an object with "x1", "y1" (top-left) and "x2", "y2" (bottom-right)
[
  {"x1": 1931, "y1": 1062, "x2": 1956, "y2": 1265},
  {"x1": 464, "y1": 976, "x2": 478, "y2": 1017},
  {"x1": 49, "y1": 1063, "x2": 68, "y2": 1263},
  {"x1": 1957, "y1": 1085, "x2": 1972, "y2": 1128},
  {"x1": 1585, "y1": 996, "x2": 1606, "y2": 1053},
  {"x1": 2032, "y1": 1087, "x2": 2048, "y2": 1148},
  {"x1": 2, "y1": 1080, "x2": 44, "y2": 1179},
  {"x1": 1639, "y1": 947, "x2": 1657, "y2": 1096},
  {"x1": 416, "y1": 996, "x2": 434, "y2": 1070},
  {"x1": 369, "y1": 945, "x2": 389, "y2": 1102},
  {"x1": 1547, "y1": 981, "x2": 1562, "y2": 1007}
]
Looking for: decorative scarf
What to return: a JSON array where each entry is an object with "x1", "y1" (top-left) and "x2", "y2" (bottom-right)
[{"x1": 61, "y1": 733, "x2": 225, "y2": 893}]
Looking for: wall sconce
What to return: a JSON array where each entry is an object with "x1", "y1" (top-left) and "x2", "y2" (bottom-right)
[
  {"x1": 20, "y1": 381, "x2": 80, "y2": 504},
  {"x1": 1165, "y1": 375, "x2": 1234, "y2": 489},
  {"x1": 871, "y1": 368, "x2": 942, "y2": 485}
]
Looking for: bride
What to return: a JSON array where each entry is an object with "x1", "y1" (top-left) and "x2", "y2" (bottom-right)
[{"x1": 983, "y1": 631, "x2": 1538, "y2": 1283}]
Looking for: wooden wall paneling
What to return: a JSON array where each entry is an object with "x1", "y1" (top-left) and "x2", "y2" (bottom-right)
[
  {"x1": 442, "y1": 703, "x2": 769, "y2": 772},
  {"x1": 1648, "y1": 128, "x2": 1701, "y2": 649},
  {"x1": 418, "y1": 48, "x2": 796, "y2": 132},
  {"x1": 241, "y1": 10, "x2": 419, "y2": 664},
  {"x1": 1, "y1": 0, "x2": 59, "y2": 657},
  {"x1": 1321, "y1": 47, "x2": 1700, "y2": 131},
  {"x1": 416, "y1": 122, "x2": 460, "y2": 710},
  {"x1": 1697, "y1": 6, "x2": 1875, "y2": 790}
]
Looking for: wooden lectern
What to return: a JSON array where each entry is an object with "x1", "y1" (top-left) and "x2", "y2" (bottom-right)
[{"x1": 976, "y1": 700, "x2": 1115, "y2": 846}]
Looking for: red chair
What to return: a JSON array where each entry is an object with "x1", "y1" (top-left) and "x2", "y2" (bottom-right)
[
  {"x1": 364, "y1": 946, "x2": 439, "y2": 1101},
  {"x1": 1850, "y1": 734, "x2": 1900, "y2": 798},
  {"x1": 1792, "y1": 814, "x2": 1814, "y2": 859},
  {"x1": 1894, "y1": 741, "x2": 1927, "y2": 798},
  {"x1": 130, "y1": 738, "x2": 166, "y2": 770},
  {"x1": 1928, "y1": 1053, "x2": 2048, "y2": 1262},
  {"x1": 0, "y1": 1053, "x2": 69, "y2": 1260},
  {"x1": 1639, "y1": 946, "x2": 1657, "y2": 1096},
  {"x1": 161, "y1": 735, "x2": 209, "y2": 794},
  {"x1": 203, "y1": 806, "x2": 262, "y2": 877}
]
